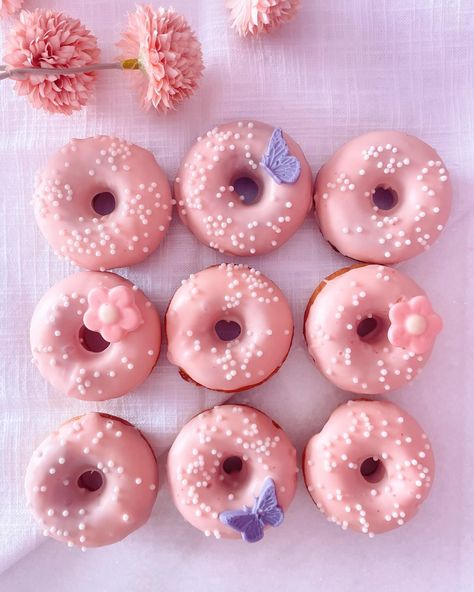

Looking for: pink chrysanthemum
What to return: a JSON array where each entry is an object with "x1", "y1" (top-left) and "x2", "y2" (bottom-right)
[
  {"x1": 117, "y1": 4, "x2": 204, "y2": 114},
  {"x1": 227, "y1": 0, "x2": 300, "y2": 37},
  {"x1": 0, "y1": 0, "x2": 24, "y2": 19},
  {"x1": 3, "y1": 9, "x2": 100, "y2": 115}
]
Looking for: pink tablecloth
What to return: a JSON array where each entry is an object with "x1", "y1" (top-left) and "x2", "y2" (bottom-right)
[{"x1": 0, "y1": 0, "x2": 473, "y2": 589}]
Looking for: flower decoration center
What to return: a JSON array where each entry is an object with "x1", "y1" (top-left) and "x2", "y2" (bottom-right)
[
  {"x1": 98, "y1": 303, "x2": 120, "y2": 325},
  {"x1": 404, "y1": 314, "x2": 427, "y2": 336}
]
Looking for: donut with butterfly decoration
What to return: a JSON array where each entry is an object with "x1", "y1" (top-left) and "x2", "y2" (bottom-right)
[
  {"x1": 167, "y1": 404, "x2": 297, "y2": 542},
  {"x1": 175, "y1": 121, "x2": 313, "y2": 256}
]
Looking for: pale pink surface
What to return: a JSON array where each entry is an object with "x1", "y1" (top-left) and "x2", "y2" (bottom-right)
[
  {"x1": 226, "y1": 0, "x2": 300, "y2": 37},
  {"x1": 303, "y1": 399, "x2": 434, "y2": 535},
  {"x1": 166, "y1": 263, "x2": 293, "y2": 391},
  {"x1": 117, "y1": 5, "x2": 204, "y2": 114},
  {"x1": 25, "y1": 413, "x2": 158, "y2": 548},
  {"x1": 175, "y1": 120, "x2": 312, "y2": 256},
  {"x1": 3, "y1": 9, "x2": 100, "y2": 114},
  {"x1": 1, "y1": 1, "x2": 473, "y2": 590},
  {"x1": 314, "y1": 131, "x2": 452, "y2": 264},
  {"x1": 167, "y1": 404, "x2": 297, "y2": 539},
  {"x1": 30, "y1": 271, "x2": 161, "y2": 401},
  {"x1": 305, "y1": 265, "x2": 440, "y2": 395},
  {"x1": 388, "y1": 295, "x2": 442, "y2": 354},
  {"x1": 33, "y1": 136, "x2": 172, "y2": 270},
  {"x1": 0, "y1": 0, "x2": 23, "y2": 18}
]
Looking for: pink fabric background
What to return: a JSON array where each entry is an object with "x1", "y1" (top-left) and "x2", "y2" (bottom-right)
[{"x1": 0, "y1": 0, "x2": 473, "y2": 589}]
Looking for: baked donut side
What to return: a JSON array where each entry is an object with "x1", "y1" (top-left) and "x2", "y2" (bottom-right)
[
  {"x1": 304, "y1": 264, "x2": 442, "y2": 394},
  {"x1": 175, "y1": 120, "x2": 312, "y2": 256},
  {"x1": 303, "y1": 399, "x2": 435, "y2": 536},
  {"x1": 30, "y1": 271, "x2": 161, "y2": 401},
  {"x1": 33, "y1": 136, "x2": 172, "y2": 270},
  {"x1": 314, "y1": 130, "x2": 452, "y2": 264},
  {"x1": 25, "y1": 413, "x2": 159, "y2": 548},
  {"x1": 165, "y1": 263, "x2": 294, "y2": 392},
  {"x1": 167, "y1": 404, "x2": 297, "y2": 542}
]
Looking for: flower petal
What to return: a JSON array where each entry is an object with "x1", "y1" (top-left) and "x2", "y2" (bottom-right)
[
  {"x1": 119, "y1": 306, "x2": 142, "y2": 331},
  {"x1": 83, "y1": 309, "x2": 101, "y2": 332},
  {"x1": 87, "y1": 287, "x2": 108, "y2": 310},
  {"x1": 388, "y1": 325, "x2": 410, "y2": 348},
  {"x1": 410, "y1": 295, "x2": 433, "y2": 316},
  {"x1": 108, "y1": 285, "x2": 134, "y2": 308},
  {"x1": 100, "y1": 324, "x2": 124, "y2": 343},
  {"x1": 428, "y1": 313, "x2": 443, "y2": 336},
  {"x1": 410, "y1": 334, "x2": 434, "y2": 354},
  {"x1": 388, "y1": 302, "x2": 409, "y2": 324}
]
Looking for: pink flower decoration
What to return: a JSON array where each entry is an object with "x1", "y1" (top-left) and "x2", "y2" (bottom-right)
[
  {"x1": 83, "y1": 286, "x2": 143, "y2": 343},
  {"x1": 117, "y1": 5, "x2": 204, "y2": 114},
  {"x1": 3, "y1": 9, "x2": 100, "y2": 115},
  {"x1": 0, "y1": 0, "x2": 24, "y2": 18},
  {"x1": 388, "y1": 295, "x2": 442, "y2": 354},
  {"x1": 227, "y1": 0, "x2": 300, "y2": 37}
]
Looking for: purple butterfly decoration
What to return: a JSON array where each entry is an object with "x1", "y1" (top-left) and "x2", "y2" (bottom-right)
[
  {"x1": 219, "y1": 478, "x2": 284, "y2": 543},
  {"x1": 260, "y1": 128, "x2": 301, "y2": 184}
]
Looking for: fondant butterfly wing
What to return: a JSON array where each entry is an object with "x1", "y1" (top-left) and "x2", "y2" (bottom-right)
[
  {"x1": 254, "y1": 478, "x2": 284, "y2": 528},
  {"x1": 219, "y1": 509, "x2": 264, "y2": 543},
  {"x1": 260, "y1": 128, "x2": 301, "y2": 185}
]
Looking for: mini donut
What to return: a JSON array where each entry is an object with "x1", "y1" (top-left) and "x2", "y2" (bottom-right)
[
  {"x1": 30, "y1": 271, "x2": 161, "y2": 401},
  {"x1": 33, "y1": 136, "x2": 172, "y2": 270},
  {"x1": 165, "y1": 263, "x2": 293, "y2": 392},
  {"x1": 25, "y1": 413, "x2": 158, "y2": 549},
  {"x1": 314, "y1": 131, "x2": 452, "y2": 263},
  {"x1": 175, "y1": 120, "x2": 312, "y2": 256},
  {"x1": 167, "y1": 404, "x2": 297, "y2": 542},
  {"x1": 304, "y1": 264, "x2": 442, "y2": 394},
  {"x1": 303, "y1": 399, "x2": 435, "y2": 536}
]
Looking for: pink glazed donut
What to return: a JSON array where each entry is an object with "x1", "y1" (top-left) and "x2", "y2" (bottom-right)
[
  {"x1": 167, "y1": 404, "x2": 297, "y2": 542},
  {"x1": 165, "y1": 263, "x2": 293, "y2": 392},
  {"x1": 314, "y1": 131, "x2": 452, "y2": 263},
  {"x1": 25, "y1": 413, "x2": 158, "y2": 549},
  {"x1": 303, "y1": 399, "x2": 435, "y2": 536},
  {"x1": 175, "y1": 120, "x2": 312, "y2": 255},
  {"x1": 30, "y1": 271, "x2": 161, "y2": 401},
  {"x1": 33, "y1": 136, "x2": 172, "y2": 270},
  {"x1": 304, "y1": 264, "x2": 442, "y2": 394}
]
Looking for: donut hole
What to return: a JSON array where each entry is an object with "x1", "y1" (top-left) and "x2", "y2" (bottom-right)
[
  {"x1": 372, "y1": 186, "x2": 398, "y2": 211},
  {"x1": 215, "y1": 320, "x2": 242, "y2": 342},
  {"x1": 360, "y1": 457, "x2": 386, "y2": 484},
  {"x1": 221, "y1": 455, "x2": 248, "y2": 487},
  {"x1": 357, "y1": 315, "x2": 386, "y2": 344},
  {"x1": 222, "y1": 456, "x2": 243, "y2": 475},
  {"x1": 92, "y1": 191, "x2": 116, "y2": 216},
  {"x1": 79, "y1": 325, "x2": 110, "y2": 353},
  {"x1": 232, "y1": 176, "x2": 261, "y2": 205},
  {"x1": 77, "y1": 470, "x2": 104, "y2": 492}
]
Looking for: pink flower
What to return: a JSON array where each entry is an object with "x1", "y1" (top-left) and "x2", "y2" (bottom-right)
[
  {"x1": 388, "y1": 295, "x2": 442, "y2": 354},
  {"x1": 83, "y1": 286, "x2": 143, "y2": 343},
  {"x1": 0, "y1": 0, "x2": 24, "y2": 19},
  {"x1": 227, "y1": 0, "x2": 300, "y2": 37},
  {"x1": 117, "y1": 5, "x2": 204, "y2": 114},
  {"x1": 3, "y1": 9, "x2": 100, "y2": 115}
]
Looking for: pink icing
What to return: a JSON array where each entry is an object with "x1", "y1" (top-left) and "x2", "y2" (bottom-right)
[
  {"x1": 166, "y1": 263, "x2": 293, "y2": 391},
  {"x1": 30, "y1": 271, "x2": 161, "y2": 401},
  {"x1": 25, "y1": 413, "x2": 158, "y2": 549},
  {"x1": 175, "y1": 120, "x2": 312, "y2": 256},
  {"x1": 304, "y1": 265, "x2": 442, "y2": 394},
  {"x1": 33, "y1": 136, "x2": 172, "y2": 270},
  {"x1": 167, "y1": 404, "x2": 297, "y2": 540},
  {"x1": 388, "y1": 295, "x2": 442, "y2": 354},
  {"x1": 84, "y1": 285, "x2": 143, "y2": 343},
  {"x1": 303, "y1": 399, "x2": 435, "y2": 536},
  {"x1": 314, "y1": 131, "x2": 452, "y2": 263}
]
